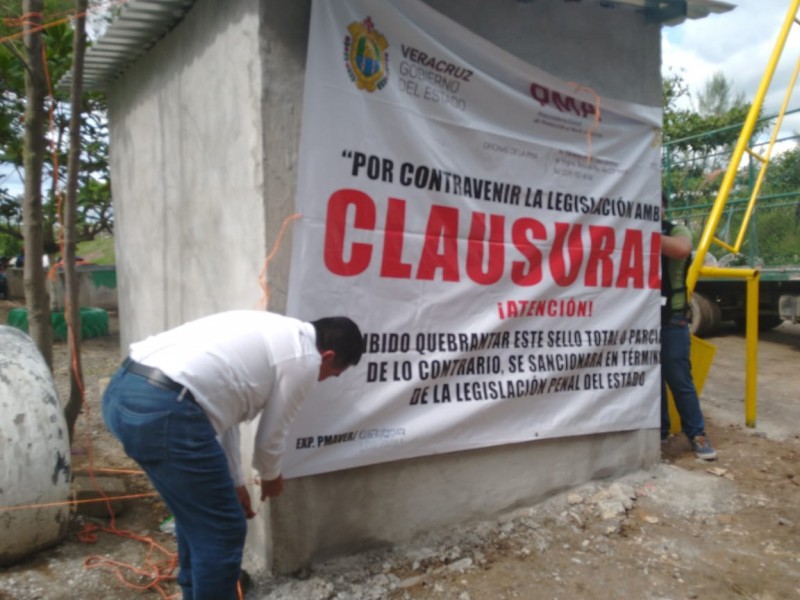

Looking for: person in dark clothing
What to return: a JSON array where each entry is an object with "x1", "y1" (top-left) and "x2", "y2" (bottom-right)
[{"x1": 661, "y1": 196, "x2": 716, "y2": 460}]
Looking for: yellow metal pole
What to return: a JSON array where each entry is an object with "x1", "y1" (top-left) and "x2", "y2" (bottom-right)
[
  {"x1": 678, "y1": 2, "x2": 800, "y2": 434},
  {"x1": 699, "y1": 266, "x2": 757, "y2": 280},
  {"x1": 694, "y1": 266, "x2": 760, "y2": 427},
  {"x1": 733, "y1": 54, "x2": 800, "y2": 252},
  {"x1": 745, "y1": 272, "x2": 760, "y2": 428},
  {"x1": 686, "y1": 0, "x2": 800, "y2": 294}
]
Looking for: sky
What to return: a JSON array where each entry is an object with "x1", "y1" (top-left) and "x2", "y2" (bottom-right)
[{"x1": 661, "y1": 0, "x2": 800, "y2": 139}]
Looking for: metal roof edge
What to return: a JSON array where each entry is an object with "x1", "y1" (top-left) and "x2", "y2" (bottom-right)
[
  {"x1": 64, "y1": 0, "x2": 734, "y2": 92},
  {"x1": 663, "y1": 0, "x2": 736, "y2": 26},
  {"x1": 61, "y1": 0, "x2": 196, "y2": 92}
]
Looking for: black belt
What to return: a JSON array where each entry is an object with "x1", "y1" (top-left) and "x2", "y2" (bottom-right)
[{"x1": 122, "y1": 357, "x2": 194, "y2": 400}]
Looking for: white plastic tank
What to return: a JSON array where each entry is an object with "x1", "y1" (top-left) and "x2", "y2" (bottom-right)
[{"x1": 0, "y1": 325, "x2": 71, "y2": 565}]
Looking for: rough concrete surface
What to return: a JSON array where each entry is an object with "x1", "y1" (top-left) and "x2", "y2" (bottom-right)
[{"x1": 0, "y1": 299, "x2": 798, "y2": 600}]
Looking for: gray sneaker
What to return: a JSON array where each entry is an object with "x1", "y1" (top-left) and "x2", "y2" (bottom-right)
[{"x1": 690, "y1": 435, "x2": 717, "y2": 460}]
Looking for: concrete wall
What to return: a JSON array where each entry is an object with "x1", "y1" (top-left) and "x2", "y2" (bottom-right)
[
  {"x1": 49, "y1": 266, "x2": 118, "y2": 311},
  {"x1": 107, "y1": 0, "x2": 268, "y2": 348},
  {"x1": 4, "y1": 266, "x2": 118, "y2": 311},
  {"x1": 105, "y1": 0, "x2": 663, "y2": 575},
  {"x1": 425, "y1": 0, "x2": 662, "y2": 106}
]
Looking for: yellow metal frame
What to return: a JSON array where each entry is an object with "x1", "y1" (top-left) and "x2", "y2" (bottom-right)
[{"x1": 682, "y1": 0, "x2": 800, "y2": 428}]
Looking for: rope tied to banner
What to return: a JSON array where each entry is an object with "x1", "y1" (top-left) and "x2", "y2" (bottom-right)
[
  {"x1": 257, "y1": 213, "x2": 302, "y2": 310},
  {"x1": 566, "y1": 81, "x2": 602, "y2": 165}
]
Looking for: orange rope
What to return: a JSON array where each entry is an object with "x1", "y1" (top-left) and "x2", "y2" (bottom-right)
[
  {"x1": 0, "y1": 476, "x2": 265, "y2": 512},
  {"x1": 82, "y1": 523, "x2": 180, "y2": 600},
  {"x1": 0, "y1": 492, "x2": 159, "y2": 513},
  {"x1": 566, "y1": 81, "x2": 602, "y2": 164},
  {"x1": 258, "y1": 213, "x2": 302, "y2": 310},
  {"x1": 2, "y1": 13, "x2": 75, "y2": 43},
  {"x1": 83, "y1": 467, "x2": 146, "y2": 475}
]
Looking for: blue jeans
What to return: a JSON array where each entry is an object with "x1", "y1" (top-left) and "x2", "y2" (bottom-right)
[
  {"x1": 102, "y1": 365, "x2": 246, "y2": 600},
  {"x1": 661, "y1": 316, "x2": 706, "y2": 439}
]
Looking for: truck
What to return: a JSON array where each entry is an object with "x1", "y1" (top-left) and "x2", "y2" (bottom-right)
[{"x1": 690, "y1": 265, "x2": 800, "y2": 337}]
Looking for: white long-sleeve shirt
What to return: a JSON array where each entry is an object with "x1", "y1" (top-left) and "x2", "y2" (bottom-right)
[{"x1": 129, "y1": 310, "x2": 320, "y2": 485}]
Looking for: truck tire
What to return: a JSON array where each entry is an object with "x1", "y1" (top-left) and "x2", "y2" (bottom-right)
[{"x1": 690, "y1": 292, "x2": 721, "y2": 338}]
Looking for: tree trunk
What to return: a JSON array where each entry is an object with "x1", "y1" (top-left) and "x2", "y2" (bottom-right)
[
  {"x1": 63, "y1": 0, "x2": 89, "y2": 442},
  {"x1": 22, "y1": 0, "x2": 53, "y2": 368}
]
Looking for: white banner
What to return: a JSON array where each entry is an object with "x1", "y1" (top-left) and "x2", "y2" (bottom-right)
[{"x1": 284, "y1": 0, "x2": 662, "y2": 478}]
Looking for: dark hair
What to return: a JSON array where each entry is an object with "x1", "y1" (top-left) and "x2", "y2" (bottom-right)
[{"x1": 311, "y1": 316, "x2": 363, "y2": 368}]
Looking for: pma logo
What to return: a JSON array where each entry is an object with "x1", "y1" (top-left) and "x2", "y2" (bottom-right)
[{"x1": 344, "y1": 16, "x2": 389, "y2": 92}]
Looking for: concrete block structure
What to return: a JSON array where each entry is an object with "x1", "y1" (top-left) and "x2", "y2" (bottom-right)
[{"x1": 79, "y1": 0, "x2": 733, "y2": 574}]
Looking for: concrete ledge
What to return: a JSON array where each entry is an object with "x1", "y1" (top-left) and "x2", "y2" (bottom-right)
[{"x1": 268, "y1": 429, "x2": 659, "y2": 574}]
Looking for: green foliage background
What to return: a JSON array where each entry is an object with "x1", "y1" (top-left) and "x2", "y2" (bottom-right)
[
  {"x1": 0, "y1": 1, "x2": 113, "y2": 255},
  {"x1": 662, "y1": 71, "x2": 800, "y2": 268}
]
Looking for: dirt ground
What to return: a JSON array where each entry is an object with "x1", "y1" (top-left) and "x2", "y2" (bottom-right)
[{"x1": 1, "y1": 299, "x2": 799, "y2": 600}]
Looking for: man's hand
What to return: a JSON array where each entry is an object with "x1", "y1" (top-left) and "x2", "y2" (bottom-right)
[
  {"x1": 235, "y1": 485, "x2": 257, "y2": 519},
  {"x1": 260, "y1": 475, "x2": 284, "y2": 500}
]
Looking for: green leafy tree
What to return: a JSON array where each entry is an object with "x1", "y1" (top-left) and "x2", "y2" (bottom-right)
[
  {"x1": 697, "y1": 71, "x2": 747, "y2": 117},
  {"x1": 0, "y1": 1, "x2": 112, "y2": 255},
  {"x1": 751, "y1": 146, "x2": 800, "y2": 264},
  {"x1": 761, "y1": 146, "x2": 800, "y2": 196},
  {"x1": 663, "y1": 70, "x2": 800, "y2": 267},
  {"x1": 3, "y1": 0, "x2": 112, "y2": 446},
  {"x1": 0, "y1": 4, "x2": 27, "y2": 251},
  {"x1": 663, "y1": 69, "x2": 752, "y2": 147},
  {"x1": 662, "y1": 70, "x2": 760, "y2": 222}
]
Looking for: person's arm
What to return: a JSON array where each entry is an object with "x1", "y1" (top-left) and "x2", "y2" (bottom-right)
[
  {"x1": 219, "y1": 426, "x2": 257, "y2": 518},
  {"x1": 252, "y1": 356, "x2": 318, "y2": 499},
  {"x1": 218, "y1": 425, "x2": 245, "y2": 486},
  {"x1": 661, "y1": 228, "x2": 692, "y2": 259}
]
